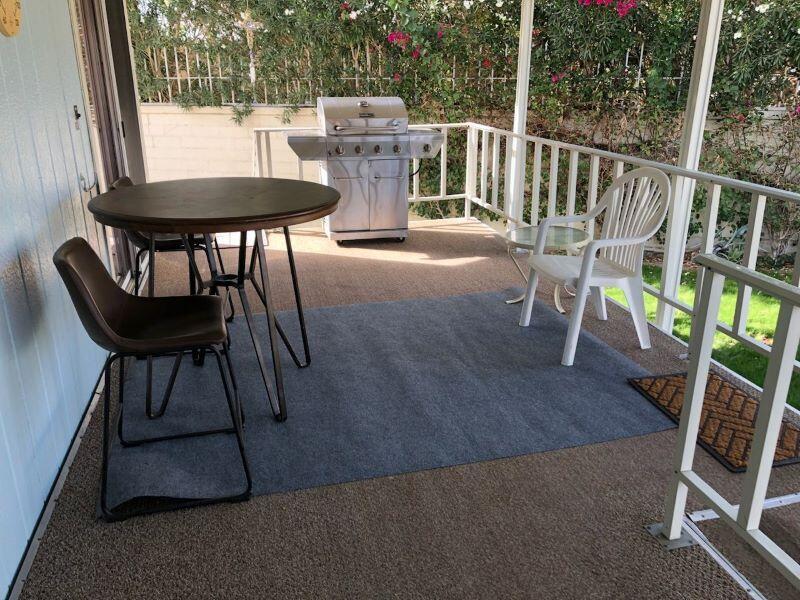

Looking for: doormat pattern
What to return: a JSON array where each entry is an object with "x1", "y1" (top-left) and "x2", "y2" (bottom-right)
[{"x1": 629, "y1": 372, "x2": 800, "y2": 472}]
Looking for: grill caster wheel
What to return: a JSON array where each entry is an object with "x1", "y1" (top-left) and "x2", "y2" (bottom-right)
[
  {"x1": 396, "y1": 237, "x2": 406, "y2": 243},
  {"x1": 336, "y1": 240, "x2": 345, "y2": 246}
]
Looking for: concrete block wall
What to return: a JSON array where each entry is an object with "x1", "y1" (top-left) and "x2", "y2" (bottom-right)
[{"x1": 140, "y1": 105, "x2": 321, "y2": 183}]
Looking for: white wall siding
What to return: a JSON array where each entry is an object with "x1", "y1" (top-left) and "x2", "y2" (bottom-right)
[{"x1": 0, "y1": 1, "x2": 107, "y2": 594}]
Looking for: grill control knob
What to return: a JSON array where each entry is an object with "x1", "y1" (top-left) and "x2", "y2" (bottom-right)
[
  {"x1": 335, "y1": 145, "x2": 345, "y2": 156},
  {"x1": 374, "y1": 145, "x2": 383, "y2": 154},
  {"x1": 393, "y1": 144, "x2": 402, "y2": 154},
  {"x1": 354, "y1": 145, "x2": 364, "y2": 155},
  {"x1": 423, "y1": 143, "x2": 431, "y2": 154}
]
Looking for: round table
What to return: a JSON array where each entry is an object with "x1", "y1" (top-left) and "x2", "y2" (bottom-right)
[
  {"x1": 505, "y1": 224, "x2": 590, "y2": 312},
  {"x1": 89, "y1": 177, "x2": 340, "y2": 422}
]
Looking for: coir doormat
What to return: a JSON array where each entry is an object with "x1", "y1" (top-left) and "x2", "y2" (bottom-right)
[{"x1": 629, "y1": 372, "x2": 800, "y2": 472}]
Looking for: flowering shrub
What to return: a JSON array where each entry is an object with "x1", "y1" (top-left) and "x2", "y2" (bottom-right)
[
  {"x1": 128, "y1": 0, "x2": 798, "y2": 123},
  {"x1": 128, "y1": 0, "x2": 798, "y2": 227}
]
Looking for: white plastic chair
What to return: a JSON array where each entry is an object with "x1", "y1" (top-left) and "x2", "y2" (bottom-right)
[{"x1": 519, "y1": 166, "x2": 671, "y2": 366}]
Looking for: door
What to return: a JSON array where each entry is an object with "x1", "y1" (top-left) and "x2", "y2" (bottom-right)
[
  {"x1": 72, "y1": 0, "x2": 145, "y2": 279},
  {"x1": 368, "y1": 159, "x2": 409, "y2": 231},
  {"x1": 324, "y1": 160, "x2": 370, "y2": 232}
]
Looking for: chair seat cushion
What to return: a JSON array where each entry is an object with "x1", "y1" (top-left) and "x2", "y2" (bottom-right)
[
  {"x1": 528, "y1": 255, "x2": 633, "y2": 286},
  {"x1": 112, "y1": 294, "x2": 227, "y2": 354}
]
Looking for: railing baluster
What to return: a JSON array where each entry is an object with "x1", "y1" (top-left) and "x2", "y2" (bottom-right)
[
  {"x1": 480, "y1": 129, "x2": 489, "y2": 203},
  {"x1": 491, "y1": 133, "x2": 501, "y2": 209},
  {"x1": 587, "y1": 154, "x2": 600, "y2": 239},
  {"x1": 531, "y1": 142, "x2": 543, "y2": 225},
  {"x1": 173, "y1": 47, "x2": 182, "y2": 93},
  {"x1": 693, "y1": 182, "x2": 721, "y2": 312},
  {"x1": 793, "y1": 240, "x2": 800, "y2": 288},
  {"x1": 163, "y1": 48, "x2": 172, "y2": 102},
  {"x1": 464, "y1": 126, "x2": 478, "y2": 218},
  {"x1": 734, "y1": 193, "x2": 767, "y2": 335},
  {"x1": 439, "y1": 128, "x2": 448, "y2": 198},
  {"x1": 297, "y1": 157, "x2": 304, "y2": 180},
  {"x1": 548, "y1": 145, "x2": 559, "y2": 218},
  {"x1": 566, "y1": 150, "x2": 579, "y2": 218}
]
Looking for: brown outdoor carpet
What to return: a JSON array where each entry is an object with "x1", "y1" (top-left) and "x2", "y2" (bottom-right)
[{"x1": 629, "y1": 372, "x2": 800, "y2": 472}]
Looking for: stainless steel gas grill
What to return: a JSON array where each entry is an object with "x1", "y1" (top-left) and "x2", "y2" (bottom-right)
[{"x1": 287, "y1": 97, "x2": 443, "y2": 242}]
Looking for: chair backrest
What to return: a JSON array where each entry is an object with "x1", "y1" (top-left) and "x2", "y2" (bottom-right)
[
  {"x1": 53, "y1": 237, "x2": 129, "y2": 353},
  {"x1": 109, "y1": 176, "x2": 134, "y2": 190},
  {"x1": 595, "y1": 167, "x2": 670, "y2": 273},
  {"x1": 108, "y1": 176, "x2": 150, "y2": 249}
]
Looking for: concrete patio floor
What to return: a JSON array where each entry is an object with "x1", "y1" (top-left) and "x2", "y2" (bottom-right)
[{"x1": 17, "y1": 220, "x2": 800, "y2": 599}]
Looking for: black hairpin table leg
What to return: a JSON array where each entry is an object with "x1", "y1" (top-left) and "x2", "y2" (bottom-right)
[
  {"x1": 247, "y1": 229, "x2": 311, "y2": 368},
  {"x1": 235, "y1": 230, "x2": 287, "y2": 421}
]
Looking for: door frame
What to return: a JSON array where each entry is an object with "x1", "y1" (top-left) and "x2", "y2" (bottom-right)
[{"x1": 69, "y1": 0, "x2": 147, "y2": 280}]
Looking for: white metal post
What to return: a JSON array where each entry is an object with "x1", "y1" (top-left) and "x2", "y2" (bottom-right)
[
  {"x1": 656, "y1": 0, "x2": 725, "y2": 332},
  {"x1": 465, "y1": 125, "x2": 479, "y2": 219},
  {"x1": 737, "y1": 300, "x2": 800, "y2": 531},
  {"x1": 662, "y1": 268, "x2": 726, "y2": 539},
  {"x1": 506, "y1": 0, "x2": 535, "y2": 228}
]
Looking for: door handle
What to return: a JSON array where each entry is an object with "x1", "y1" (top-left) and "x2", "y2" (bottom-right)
[{"x1": 80, "y1": 173, "x2": 99, "y2": 194}]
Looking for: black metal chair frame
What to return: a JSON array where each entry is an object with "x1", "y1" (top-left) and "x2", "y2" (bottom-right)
[
  {"x1": 100, "y1": 341, "x2": 252, "y2": 522},
  {"x1": 132, "y1": 234, "x2": 236, "y2": 321}
]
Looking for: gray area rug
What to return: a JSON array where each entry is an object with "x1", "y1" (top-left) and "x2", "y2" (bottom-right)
[{"x1": 106, "y1": 290, "x2": 673, "y2": 510}]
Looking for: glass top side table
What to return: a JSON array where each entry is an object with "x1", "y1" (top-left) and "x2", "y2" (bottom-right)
[{"x1": 505, "y1": 224, "x2": 590, "y2": 312}]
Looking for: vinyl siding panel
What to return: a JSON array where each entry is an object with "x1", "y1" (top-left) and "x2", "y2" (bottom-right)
[{"x1": 0, "y1": 1, "x2": 107, "y2": 594}]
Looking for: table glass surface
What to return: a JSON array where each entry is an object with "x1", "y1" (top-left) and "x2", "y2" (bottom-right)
[{"x1": 506, "y1": 225, "x2": 589, "y2": 250}]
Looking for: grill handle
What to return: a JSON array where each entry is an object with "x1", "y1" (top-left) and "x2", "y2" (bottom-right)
[{"x1": 333, "y1": 124, "x2": 400, "y2": 133}]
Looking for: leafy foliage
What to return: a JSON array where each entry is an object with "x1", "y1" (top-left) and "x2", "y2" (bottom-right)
[{"x1": 127, "y1": 0, "x2": 799, "y2": 235}]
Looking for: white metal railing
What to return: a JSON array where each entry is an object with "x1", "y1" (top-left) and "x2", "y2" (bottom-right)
[
  {"x1": 658, "y1": 253, "x2": 800, "y2": 592},
  {"x1": 461, "y1": 122, "x2": 800, "y2": 380},
  {"x1": 252, "y1": 121, "x2": 800, "y2": 382}
]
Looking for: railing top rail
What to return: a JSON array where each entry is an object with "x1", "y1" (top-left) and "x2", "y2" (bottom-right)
[
  {"x1": 251, "y1": 120, "x2": 798, "y2": 205},
  {"x1": 465, "y1": 122, "x2": 800, "y2": 205},
  {"x1": 696, "y1": 254, "x2": 800, "y2": 305}
]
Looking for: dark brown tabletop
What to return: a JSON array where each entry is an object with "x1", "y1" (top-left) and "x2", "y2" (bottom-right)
[{"x1": 88, "y1": 177, "x2": 340, "y2": 233}]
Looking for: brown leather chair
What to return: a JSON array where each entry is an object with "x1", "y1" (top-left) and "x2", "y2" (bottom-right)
[
  {"x1": 54, "y1": 237, "x2": 251, "y2": 520},
  {"x1": 108, "y1": 178, "x2": 234, "y2": 324}
]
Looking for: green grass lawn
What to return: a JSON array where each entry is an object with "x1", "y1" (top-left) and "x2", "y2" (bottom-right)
[{"x1": 605, "y1": 265, "x2": 800, "y2": 410}]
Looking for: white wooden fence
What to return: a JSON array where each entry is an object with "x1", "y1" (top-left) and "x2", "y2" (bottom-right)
[
  {"x1": 141, "y1": 42, "x2": 680, "y2": 106},
  {"x1": 252, "y1": 121, "x2": 800, "y2": 384}
]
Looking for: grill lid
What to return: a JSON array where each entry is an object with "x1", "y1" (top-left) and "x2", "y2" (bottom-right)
[{"x1": 317, "y1": 96, "x2": 409, "y2": 135}]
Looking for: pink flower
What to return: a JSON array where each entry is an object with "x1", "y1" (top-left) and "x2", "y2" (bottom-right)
[
  {"x1": 411, "y1": 47, "x2": 421, "y2": 59},
  {"x1": 340, "y1": 2, "x2": 350, "y2": 10},
  {"x1": 794, "y1": 105, "x2": 800, "y2": 116},
  {"x1": 437, "y1": 28, "x2": 444, "y2": 39},
  {"x1": 481, "y1": 58, "x2": 492, "y2": 69},
  {"x1": 393, "y1": 72, "x2": 402, "y2": 82},
  {"x1": 615, "y1": 0, "x2": 636, "y2": 17},
  {"x1": 551, "y1": 72, "x2": 567, "y2": 83},
  {"x1": 387, "y1": 30, "x2": 411, "y2": 48},
  {"x1": 578, "y1": 0, "x2": 637, "y2": 17}
]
